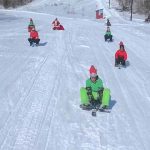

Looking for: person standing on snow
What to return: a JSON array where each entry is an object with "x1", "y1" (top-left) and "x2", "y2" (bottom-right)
[
  {"x1": 115, "y1": 41, "x2": 128, "y2": 67},
  {"x1": 80, "y1": 65, "x2": 105, "y2": 109},
  {"x1": 28, "y1": 27, "x2": 40, "y2": 46}
]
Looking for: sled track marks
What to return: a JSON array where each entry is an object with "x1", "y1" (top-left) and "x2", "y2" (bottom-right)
[
  {"x1": 14, "y1": 33, "x2": 68, "y2": 150},
  {"x1": 45, "y1": 36, "x2": 67, "y2": 150},
  {"x1": 0, "y1": 52, "x2": 51, "y2": 150},
  {"x1": 65, "y1": 31, "x2": 85, "y2": 83},
  {"x1": 0, "y1": 32, "x2": 65, "y2": 149}
]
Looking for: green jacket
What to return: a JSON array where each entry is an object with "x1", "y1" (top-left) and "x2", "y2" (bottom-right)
[
  {"x1": 105, "y1": 31, "x2": 111, "y2": 36},
  {"x1": 86, "y1": 77, "x2": 103, "y2": 92}
]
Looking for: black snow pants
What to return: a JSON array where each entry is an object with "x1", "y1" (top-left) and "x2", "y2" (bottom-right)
[
  {"x1": 115, "y1": 57, "x2": 126, "y2": 66},
  {"x1": 28, "y1": 38, "x2": 40, "y2": 45},
  {"x1": 104, "y1": 34, "x2": 112, "y2": 41}
]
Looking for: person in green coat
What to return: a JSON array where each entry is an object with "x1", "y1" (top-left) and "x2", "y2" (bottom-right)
[
  {"x1": 80, "y1": 65, "x2": 105, "y2": 109},
  {"x1": 104, "y1": 27, "x2": 113, "y2": 42}
]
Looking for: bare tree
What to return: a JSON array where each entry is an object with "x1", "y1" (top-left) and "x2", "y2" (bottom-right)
[
  {"x1": 0, "y1": 0, "x2": 33, "y2": 8},
  {"x1": 116, "y1": 0, "x2": 150, "y2": 15}
]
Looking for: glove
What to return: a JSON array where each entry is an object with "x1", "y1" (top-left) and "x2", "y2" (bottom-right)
[
  {"x1": 86, "y1": 87, "x2": 92, "y2": 95},
  {"x1": 98, "y1": 88, "x2": 104, "y2": 104},
  {"x1": 86, "y1": 87, "x2": 94, "y2": 103},
  {"x1": 98, "y1": 87, "x2": 104, "y2": 94}
]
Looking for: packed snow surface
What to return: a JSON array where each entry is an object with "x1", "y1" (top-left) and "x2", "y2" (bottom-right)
[{"x1": 0, "y1": 0, "x2": 150, "y2": 150}]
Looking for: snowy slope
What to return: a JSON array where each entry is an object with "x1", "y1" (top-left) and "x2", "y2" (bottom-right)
[
  {"x1": 17, "y1": 0, "x2": 97, "y2": 19},
  {"x1": 0, "y1": 0, "x2": 150, "y2": 150}
]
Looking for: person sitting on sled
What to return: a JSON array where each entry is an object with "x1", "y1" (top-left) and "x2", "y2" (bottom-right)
[
  {"x1": 106, "y1": 19, "x2": 111, "y2": 26},
  {"x1": 52, "y1": 18, "x2": 60, "y2": 27},
  {"x1": 28, "y1": 27, "x2": 40, "y2": 46},
  {"x1": 52, "y1": 18, "x2": 64, "y2": 30},
  {"x1": 115, "y1": 41, "x2": 128, "y2": 67},
  {"x1": 104, "y1": 26, "x2": 113, "y2": 42},
  {"x1": 80, "y1": 65, "x2": 110, "y2": 110},
  {"x1": 28, "y1": 18, "x2": 35, "y2": 32}
]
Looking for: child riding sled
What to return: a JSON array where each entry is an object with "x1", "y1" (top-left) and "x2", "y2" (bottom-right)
[
  {"x1": 80, "y1": 65, "x2": 110, "y2": 110},
  {"x1": 104, "y1": 26, "x2": 113, "y2": 42},
  {"x1": 52, "y1": 18, "x2": 64, "y2": 30},
  {"x1": 115, "y1": 41, "x2": 128, "y2": 67},
  {"x1": 28, "y1": 27, "x2": 40, "y2": 46}
]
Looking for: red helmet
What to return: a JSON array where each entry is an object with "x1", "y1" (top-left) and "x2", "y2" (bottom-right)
[{"x1": 89, "y1": 65, "x2": 97, "y2": 77}]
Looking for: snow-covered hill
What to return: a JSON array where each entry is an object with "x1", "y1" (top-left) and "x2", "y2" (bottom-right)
[
  {"x1": 0, "y1": 0, "x2": 150, "y2": 150},
  {"x1": 17, "y1": 0, "x2": 97, "y2": 19}
]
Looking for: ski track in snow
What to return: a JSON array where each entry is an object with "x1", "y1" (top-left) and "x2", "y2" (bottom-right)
[{"x1": 0, "y1": 0, "x2": 150, "y2": 150}]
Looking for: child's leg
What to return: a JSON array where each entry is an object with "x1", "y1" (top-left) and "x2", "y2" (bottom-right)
[
  {"x1": 102, "y1": 88, "x2": 110, "y2": 107},
  {"x1": 80, "y1": 87, "x2": 89, "y2": 105}
]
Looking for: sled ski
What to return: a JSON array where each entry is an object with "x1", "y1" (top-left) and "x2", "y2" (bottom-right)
[
  {"x1": 92, "y1": 106, "x2": 110, "y2": 116},
  {"x1": 30, "y1": 43, "x2": 39, "y2": 47},
  {"x1": 99, "y1": 108, "x2": 111, "y2": 113},
  {"x1": 92, "y1": 109, "x2": 97, "y2": 116},
  {"x1": 107, "y1": 39, "x2": 113, "y2": 43},
  {"x1": 80, "y1": 104, "x2": 110, "y2": 116},
  {"x1": 115, "y1": 62, "x2": 126, "y2": 69}
]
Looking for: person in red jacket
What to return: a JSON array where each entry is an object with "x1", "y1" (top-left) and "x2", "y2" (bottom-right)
[
  {"x1": 52, "y1": 18, "x2": 60, "y2": 27},
  {"x1": 28, "y1": 27, "x2": 40, "y2": 46},
  {"x1": 52, "y1": 18, "x2": 64, "y2": 30},
  {"x1": 115, "y1": 41, "x2": 127, "y2": 67}
]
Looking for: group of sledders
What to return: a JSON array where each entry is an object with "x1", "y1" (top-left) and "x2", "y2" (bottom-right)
[
  {"x1": 27, "y1": 18, "x2": 64, "y2": 46},
  {"x1": 80, "y1": 42, "x2": 128, "y2": 114},
  {"x1": 27, "y1": 18, "x2": 128, "y2": 115}
]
